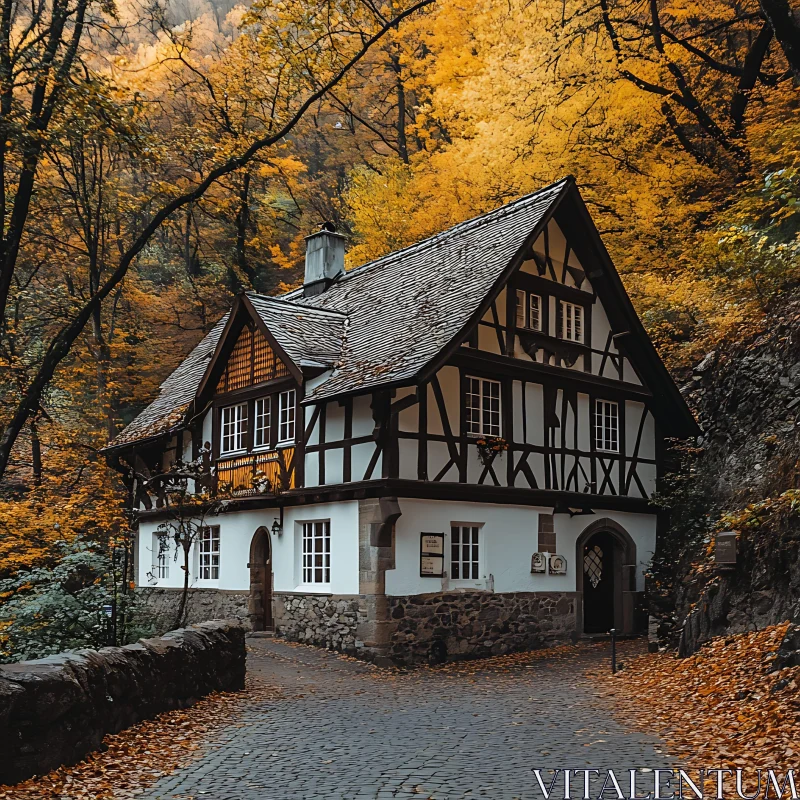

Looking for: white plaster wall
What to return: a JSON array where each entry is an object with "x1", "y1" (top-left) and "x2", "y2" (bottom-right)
[
  {"x1": 324, "y1": 447, "x2": 344, "y2": 485},
  {"x1": 352, "y1": 441, "x2": 380, "y2": 481},
  {"x1": 352, "y1": 395, "x2": 374, "y2": 437},
  {"x1": 280, "y1": 501, "x2": 359, "y2": 594},
  {"x1": 385, "y1": 500, "x2": 657, "y2": 596},
  {"x1": 477, "y1": 324, "x2": 502, "y2": 354},
  {"x1": 202, "y1": 408, "x2": 212, "y2": 448},
  {"x1": 398, "y1": 438, "x2": 418, "y2": 480},
  {"x1": 137, "y1": 500, "x2": 360, "y2": 595},
  {"x1": 625, "y1": 402, "x2": 656, "y2": 460},
  {"x1": 385, "y1": 499, "x2": 545, "y2": 596},
  {"x1": 326, "y1": 401, "x2": 345, "y2": 441}
]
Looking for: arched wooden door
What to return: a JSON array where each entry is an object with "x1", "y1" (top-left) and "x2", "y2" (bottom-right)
[{"x1": 248, "y1": 527, "x2": 273, "y2": 631}]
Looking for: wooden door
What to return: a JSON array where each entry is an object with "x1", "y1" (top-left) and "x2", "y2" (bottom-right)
[
  {"x1": 248, "y1": 527, "x2": 273, "y2": 631},
  {"x1": 582, "y1": 531, "x2": 616, "y2": 633}
]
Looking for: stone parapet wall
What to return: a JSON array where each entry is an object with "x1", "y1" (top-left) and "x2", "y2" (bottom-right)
[
  {"x1": 0, "y1": 620, "x2": 246, "y2": 786},
  {"x1": 139, "y1": 587, "x2": 250, "y2": 630},
  {"x1": 274, "y1": 593, "x2": 367, "y2": 655},
  {"x1": 386, "y1": 590, "x2": 578, "y2": 665}
]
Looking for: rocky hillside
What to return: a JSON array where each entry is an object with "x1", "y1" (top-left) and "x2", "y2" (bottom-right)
[{"x1": 660, "y1": 293, "x2": 800, "y2": 653}]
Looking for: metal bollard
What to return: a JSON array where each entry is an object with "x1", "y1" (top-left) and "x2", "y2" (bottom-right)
[{"x1": 610, "y1": 627, "x2": 617, "y2": 674}]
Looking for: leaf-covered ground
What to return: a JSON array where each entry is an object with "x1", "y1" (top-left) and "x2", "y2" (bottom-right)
[
  {"x1": 0, "y1": 674, "x2": 284, "y2": 800},
  {"x1": 596, "y1": 624, "x2": 800, "y2": 769},
  {"x1": 4, "y1": 629, "x2": 797, "y2": 799}
]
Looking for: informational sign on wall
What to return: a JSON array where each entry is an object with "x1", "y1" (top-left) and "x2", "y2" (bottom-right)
[{"x1": 420, "y1": 532, "x2": 445, "y2": 577}]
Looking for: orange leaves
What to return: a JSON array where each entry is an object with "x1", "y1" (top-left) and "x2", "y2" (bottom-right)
[
  {"x1": 601, "y1": 625, "x2": 800, "y2": 770},
  {"x1": 0, "y1": 677, "x2": 283, "y2": 800}
]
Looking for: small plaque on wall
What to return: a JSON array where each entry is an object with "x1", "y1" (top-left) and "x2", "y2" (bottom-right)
[
  {"x1": 420, "y1": 532, "x2": 445, "y2": 577},
  {"x1": 531, "y1": 552, "x2": 547, "y2": 574},
  {"x1": 548, "y1": 554, "x2": 568, "y2": 575}
]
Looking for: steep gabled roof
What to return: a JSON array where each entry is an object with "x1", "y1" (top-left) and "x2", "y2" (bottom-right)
[
  {"x1": 287, "y1": 178, "x2": 569, "y2": 402},
  {"x1": 105, "y1": 175, "x2": 697, "y2": 452}
]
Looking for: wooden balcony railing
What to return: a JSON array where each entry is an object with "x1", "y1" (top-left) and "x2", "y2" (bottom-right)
[{"x1": 216, "y1": 447, "x2": 295, "y2": 496}]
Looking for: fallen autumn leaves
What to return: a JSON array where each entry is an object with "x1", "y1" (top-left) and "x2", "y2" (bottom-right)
[
  {"x1": 597, "y1": 624, "x2": 800, "y2": 769},
  {"x1": 4, "y1": 628, "x2": 798, "y2": 799},
  {"x1": 0, "y1": 673, "x2": 283, "y2": 800}
]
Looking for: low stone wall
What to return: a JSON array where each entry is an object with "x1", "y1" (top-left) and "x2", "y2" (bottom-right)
[
  {"x1": 0, "y1": 620, "x2": 246, "y2": 786},
  {"x1": 139, "y1": 587, "x2": 250, "y2": 630},
  {"x1": 386, "y1": 590, "x2": 578, "y2": 665},
  {"x1": 274, "y1": 593, "x2": 367, "y2": 654}
]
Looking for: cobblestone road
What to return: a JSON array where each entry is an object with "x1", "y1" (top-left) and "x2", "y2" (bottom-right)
[{"x1": 142, "y1": 640, "x2": 669, "y2": 800}]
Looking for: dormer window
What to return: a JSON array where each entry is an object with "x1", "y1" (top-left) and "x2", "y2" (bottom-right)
[
  {"x1": 221, "y1": 402, "x2": 248, "y2": 454},
  {"x1": 560, "y1": 300, "x2": 584, "y2": 343},
  {"x1": 516, "y1": 289, "x2": 542, "y2": 332}
]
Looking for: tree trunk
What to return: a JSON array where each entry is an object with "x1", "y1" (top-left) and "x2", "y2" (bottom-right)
[
  {"x1": 761, "y1": 0, "x2": 800, "y2": 79},
  {"x1": 234, "y1": 171, "x2": 256, "y2": 286},
  {"x1": 390, "y1": 52, "x2": 409, "y2": 164},
  {"x1": 175, "y1": 541, "x2": 191, "y2": 629},
  {"x1": 30, "y1": 419, "x2": 41, "y2": 486}
]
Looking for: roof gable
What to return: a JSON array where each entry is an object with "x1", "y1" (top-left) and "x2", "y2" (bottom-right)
[
  {"x1": 289, "y1": 178, "x2": 571, "y2": 402},
  {"x1": 105, "y1": 176, "x2": 696, "y2": 451}
]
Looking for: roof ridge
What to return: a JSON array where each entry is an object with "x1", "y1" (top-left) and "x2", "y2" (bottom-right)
[
  {"x1": 246, "y1": 291, "x2": 348, "y2": 317},
  {"x1": 282, "y1": 177, "x2": 571, "y2": 302}
]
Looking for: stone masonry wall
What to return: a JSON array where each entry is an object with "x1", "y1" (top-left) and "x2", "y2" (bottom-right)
[
  {"x1": 387, "y1": 591, "x2": 578, "y2": 665},
  {"x1": 139, "y1": 588, "x2": 250, "y2": 631},
  {"x1": 273, "y1": 593, "x2": 368, "y2": 655},
  {"x1": 0, "y1": 620, "x2": 246, "y2": 786}
]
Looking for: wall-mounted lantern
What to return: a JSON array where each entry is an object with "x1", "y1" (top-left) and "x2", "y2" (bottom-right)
[{"x1": 271, "y1": 518, "x2": 283, "y2": 537}]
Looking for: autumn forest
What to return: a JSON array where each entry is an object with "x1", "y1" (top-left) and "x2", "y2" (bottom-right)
[{"x1": 0, "y1": 0, "x2": 798, "y2": 658}]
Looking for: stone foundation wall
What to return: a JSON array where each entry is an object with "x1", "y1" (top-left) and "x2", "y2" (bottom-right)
[
  {"x1": 0, "y1": 620, "x2": 246, "y2": 786},
  {"x1": 139, "y1": 588, "x2": 250, "y2": 631},
  {"x1": 386, "y1": 590, "x2": 578, "y2": 665},
  {"x1": 274, "y1": 593, "x2": 368, "y2": 655}
]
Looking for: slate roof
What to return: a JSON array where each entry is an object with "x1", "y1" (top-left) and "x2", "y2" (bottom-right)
[
  {"x1": 287, "y1": 178, "x2": 568, "y2": 402},
  {"x1": 246, "y1": 294, "x2": 347, "y2": 369},
  {"x1": 112, "y1": 176, "x2": 693, "y2": 451}
]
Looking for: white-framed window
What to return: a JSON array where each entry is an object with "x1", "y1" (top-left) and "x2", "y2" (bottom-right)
[
  {"x1": 560, "y1": 300, "x2": 584, "y2": 343},
  {"x1": 254, "y1": 397, "x2": 271, "y2": 448},
  {"x1": 515, "y1": 289, "x2": 526, "y2": 328},
  {"x1": 529, "y1": 293, "x2": 542, "y2": 331},
  {"x1": 450, "y1": 525, "x2": 480, "y2": 580},
  {"x1": 595, "y1": 399, "x2": 619, "y2": 452},
  {"x1": 221, "y1": 403, "x2": 248, "y2": 454},
  {"x1": 198, "y1": 525, "x2": 220, "y2": 580},
  {"x1": 278, "y1": 389, "x2": 296, "y2": 444},
  {"x1": 465, "y1": 376, "x2": 501, "y2": 437},
  {"x1": 153, "y1": 535, "x2": 169, "y2": 579},
  {"x1": 515, "y1": 290, "x2": 543, "y2": 331},
  {"x1": 302, "y1": 521, "x2": 330, "y2": 585}
]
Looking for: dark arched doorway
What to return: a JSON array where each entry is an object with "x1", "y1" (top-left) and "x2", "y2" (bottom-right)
[
  {"x1": 249, "y1": 527, "x2": 273, "y2": 631},
  {"x1": 576, "y1": 519, "x2": 638, "y2": 635}
]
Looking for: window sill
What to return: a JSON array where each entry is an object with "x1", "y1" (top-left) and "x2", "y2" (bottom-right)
[
  {"x1": 276, "y1": 441, "x2": 296, "y2": 450},
  {"x1": 595, "y1": 448, "x2": 620, "y2": 454},
  {"x1": 448, "y1": 582, "x2": 489, "y2": 592},
  {"x1": 294, "y1": 584, "x2": 332, "y2": 594},
  {"x1": 219, "y1": 450, "x2": 247, "y2": 459}
]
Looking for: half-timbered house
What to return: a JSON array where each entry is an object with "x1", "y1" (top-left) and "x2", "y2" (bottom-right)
[{"x1": 104, "y1": 177, "x2": 697, "y2": 664}]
